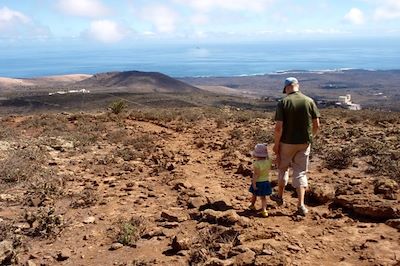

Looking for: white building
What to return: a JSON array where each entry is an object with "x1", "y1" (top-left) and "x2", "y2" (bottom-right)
[{"x1": 335, "y1": 94, "x2": 361, "y2": 110}]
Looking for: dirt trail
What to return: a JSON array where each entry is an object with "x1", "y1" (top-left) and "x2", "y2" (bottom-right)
[{"x1": 1, "y1": 113, "x2": 399, "y2": 266}]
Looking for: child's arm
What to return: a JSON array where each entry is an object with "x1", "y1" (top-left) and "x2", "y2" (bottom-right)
[{"x1": 252, "y1": 165, "x2": 260, "y2": 190}]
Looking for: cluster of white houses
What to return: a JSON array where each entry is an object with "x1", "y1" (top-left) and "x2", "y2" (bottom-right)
[
  {"x1": 49, "y1": 89, "x2": 90, "y2": 96},
  {"x1": 335, "y1": 94, "x2": 361, "y2": 110}
]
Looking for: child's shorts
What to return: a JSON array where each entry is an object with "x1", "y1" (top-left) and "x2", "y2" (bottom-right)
[{"x1": 249, "y1": 181, "x2": 272, "y2": 196}]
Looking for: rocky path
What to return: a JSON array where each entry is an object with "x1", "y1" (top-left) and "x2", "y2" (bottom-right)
[{"x1": 1, "y1": 113, "x2": 399, "y2": 266}]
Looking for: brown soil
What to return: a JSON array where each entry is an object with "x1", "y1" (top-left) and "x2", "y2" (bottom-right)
[{"x1": 0, "y1": 107, "x2": 399, "y2": 266}]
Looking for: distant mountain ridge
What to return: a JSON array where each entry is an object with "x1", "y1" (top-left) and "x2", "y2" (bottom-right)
[{"x1": 78, "y1": 71, "x2": 200, "y2": 93}]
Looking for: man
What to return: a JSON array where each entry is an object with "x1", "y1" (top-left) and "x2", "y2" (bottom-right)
[{"x1": 271, "y1": 77, "x2": 320, "y2": 216}]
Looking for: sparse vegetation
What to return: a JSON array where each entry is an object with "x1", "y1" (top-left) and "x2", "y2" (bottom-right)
[
  {"x1": 324, "y1": 147, "x2": 354, "y2": 170},
  {"x1": 0, "y1": 101, "x2": 399, "y2": 265},
  {"x1": 24, "y1": 207, "x2": 65, "y2": 238},
  {"x1": 70, "y1": 187, "x2": 99, "y2": 208},
  {"x1": 189, "y1": 225, "x2": 239, "y2": 265},
  {"x1": 115, "y1": 217, "x2": 146, "y2": 246},
  {"x1": 0, "y1": 146, "x2": 46, "y2": 184},
  {"x1": 109, "y1": 100, "x2": 127, "y2": 114}
]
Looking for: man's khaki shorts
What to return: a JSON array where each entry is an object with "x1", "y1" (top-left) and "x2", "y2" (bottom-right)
[{"x1": 278, "y1": 143, "x2": 310, "y2": 188}]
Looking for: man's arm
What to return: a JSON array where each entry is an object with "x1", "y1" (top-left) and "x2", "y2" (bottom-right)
[
  {"x1": 273, "y1": 121, "x2": 283, "y2": 155},
  {"x1": 312, "y1": 118, "x2": 320, "y2": 137}
]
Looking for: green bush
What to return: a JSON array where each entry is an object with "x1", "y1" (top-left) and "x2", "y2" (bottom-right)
[{"x1": 109, "y1": 100, "x2": 127, "y2": 114}]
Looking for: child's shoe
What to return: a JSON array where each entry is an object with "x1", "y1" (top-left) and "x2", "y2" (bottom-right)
[
  {"x1": 259, "y1": 210, "x2": 268, "y2": 217},
  {"x1": 248, "y1": 204, "x2": 257, "y2": 211}
]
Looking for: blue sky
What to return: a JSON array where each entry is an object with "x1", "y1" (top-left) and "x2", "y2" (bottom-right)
[{"x1": 1, "y1": 0, "x2": 400, "y2": 45}]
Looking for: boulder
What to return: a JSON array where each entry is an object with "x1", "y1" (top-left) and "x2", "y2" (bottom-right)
[
  {"x1": 161, "y1": 209, "x2": 189, "y2": 223},
  {"x1": 374, "y1": 178, "x2": 398, "y2": 194},
  {"x1": 201, "y1": 197, "x2": 233, "y2": 211},
  {"x1": 200, "y1": 210, "x2": 249, "y2": 227},
  {"x1": 334, "y1": 195, "x2": 400, "y2": 220},
  {"x1": 231, "y1": 249, "x2": 256, "y2": 266},
  {"x1": 307, "y1": 183, "x2": 335, "y2": 204},
  {"x1": 385, "y1": 219, "x2": 400, "y2": 230},
  {"x1": 236, "y1": 164, "x2": 252, "y2": 177},
  {"x1": 188, "y1": 197, "x2": 208, "y2": 209},
  {"x1": 374, "y1": 178, "x2": 398, "y2": 200},
  {"x1": 203, "y1": 258, "x2": 233, "y2": 266},
  {"x1": 171, "y1": 235, "x2": 191, "y2": 252},
  {"x1": 0, "y1": 240, "x2": 14, "y2": 265}
]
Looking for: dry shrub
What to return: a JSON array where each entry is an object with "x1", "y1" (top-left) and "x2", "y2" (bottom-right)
[
  {"x1": 229, "y1": 128, "x2": 244, "y2": 140},
  {"x1": 355, "y1": 138, "x2": 386, "y2": 156},
  {"x1": 0, "y1": 146, "x2": 46, "y2": 184},
  {"x1": 115, "y1": 216, "x2": 147, "y2": 247},
  {"x1": 189, "y1": 225, "x2": 240, "y2": 265},
  {"x1": 70, "y1": 187, "x2": 99, "y2": 208},
  {"x1": 24, "y1": 171, "x2": 65, "y2": 207},
  {"x1": 0, "y1": 125, "x2": 18, "y2": 139},
  {"x1": 251, "y1": 127, "x2": 273, "y2": 144},
  {"x1": 109, "y1": 100, "x2": 127, "y2": 114},
  {"x1": 115, "y1": 147, "x2": 138, "y2": 161},
  {"x1": 323, "y1": 147, "x2": 354, "y2": 170},
  {"x1": 368, "y1": 154, "x2": 400, "y2": 182},
  {"x1": 24, "y1": 207, "x2": 65, "y2": 238}
]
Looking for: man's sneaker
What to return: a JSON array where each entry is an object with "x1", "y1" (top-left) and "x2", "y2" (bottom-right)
[
  {"x1": 259, "y1": 210, "x2": 268, "y2": 218},
  {"x1": 297, "y1": 205, "x2": 309, "y2": 216},
  {"x1": 248, "y1": 204, "x2": 257, "y2": 211},
  {"x1": 270, "y1": 194, "x2": 284, "y2": 206}
]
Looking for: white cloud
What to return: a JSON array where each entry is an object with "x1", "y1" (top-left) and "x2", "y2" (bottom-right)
[
  {"x1": 191, "y1": 13, "x2": 209, "y2": 25},
  {"x1": 374, "y1": 0, "x2": 400, "y2": 20},
  {"x1": 140, "y1": 5, "x2": 178, "y2": 33},
  {"x1": 343, "y1": 8, "x2": 365, "y2": 25},
  {"x1": 0, "y1": 7, "x2": 50, "y2": 40},
  {"x1": 174, "y1": 0, "x2": 274, "y2": 12},
  {"x1": 0, "y1": 6, "x2": 30, "y2": 28},
  {"x1": 85, "y1": 20, "x2": 127, "y2": 43},
  {"x1": 58, "y1": 0, "x2": 109, "y2": 18}
]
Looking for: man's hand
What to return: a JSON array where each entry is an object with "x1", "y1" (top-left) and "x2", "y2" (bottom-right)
[
  {"x1": 252, "y1": 182, "x2": 257, "y2": 190},
  {"x1": 273, "y1": 144, "x2": 279, "y2": 155}
]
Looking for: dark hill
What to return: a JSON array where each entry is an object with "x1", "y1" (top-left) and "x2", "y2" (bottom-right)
[{"x1": 78, "y1": 71, "x2": 201, "y2": 93}]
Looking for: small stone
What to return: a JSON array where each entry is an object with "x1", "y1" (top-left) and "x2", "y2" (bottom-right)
[
  {"x1": 161, "y1": 209, "x2": 188, "y2": 223},
  {"x1": 188, "y1": 197, "x2": 208, "y2": 209},
  {"x1": 56, "y1": 249, "x2": 71, "y2": 261},
  {"x1": 262, "y1": 249, "x2": 274, "y2": 255},
  {"x1": 287, "y1": 245, "x2": 301, "y2": 252},
  {"x1": 83, "y1": 216, "x2": 96, "y2": 224},
  {"x1": 171, "y1": 236, "x2": 191, "y2": 252},
  {"x1": 350, "y1": 179, "x2": 362, "y2": 185},
  {"x1": 26, "y1": 260, "x2": 37, "y2": 266},
  {"x1": 109, "y1": 243, "x2": 123, "y2": 250}
]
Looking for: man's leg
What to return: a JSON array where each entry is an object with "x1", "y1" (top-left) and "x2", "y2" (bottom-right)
[
  {"x1": 292, "y1": 144, "x2": 311, "y2": 214},
  {"x1": 272, "y1": 143, "x2": 293, "y2": 205},
  {"x1": 296, "y1": 186, "x2": 306, "y2": 208},
  {"x1": 277, "y1": 169, "x2": 289, "y2": 198}
]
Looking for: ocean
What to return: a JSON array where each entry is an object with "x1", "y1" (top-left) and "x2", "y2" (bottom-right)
[{"x1": 1, "y1": 38, "x2": 400, "y2": 78}]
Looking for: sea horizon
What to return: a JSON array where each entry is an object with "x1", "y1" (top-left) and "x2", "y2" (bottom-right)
[{"x1": 1, "y1": 39, "x2": 400, "y2": 79}]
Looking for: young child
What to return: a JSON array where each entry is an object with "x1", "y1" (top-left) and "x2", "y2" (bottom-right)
[{"x1": 249, "y1": 143, "x2": 273, "y2": 217}]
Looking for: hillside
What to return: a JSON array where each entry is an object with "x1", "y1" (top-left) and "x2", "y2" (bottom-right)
[
  {"x1": 78, "y1": 71, "x2": 201, "y2": 93},
  {"x1": 0, "y1": 106, "x2": 399, "y2": 266}
]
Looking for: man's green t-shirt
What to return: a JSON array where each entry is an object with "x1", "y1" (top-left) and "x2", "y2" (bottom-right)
[{"x1": 275, "y1": 91, "x2": 320, "y2": 144}]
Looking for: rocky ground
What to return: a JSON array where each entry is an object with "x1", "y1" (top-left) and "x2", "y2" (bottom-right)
[{"x1": 0, "y1": 107, "x2": 399, "y2": 266}]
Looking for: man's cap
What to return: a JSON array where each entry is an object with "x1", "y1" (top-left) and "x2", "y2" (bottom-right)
[{"x1": 283, "y1": 77, "x2": 299, "y2": 93}]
